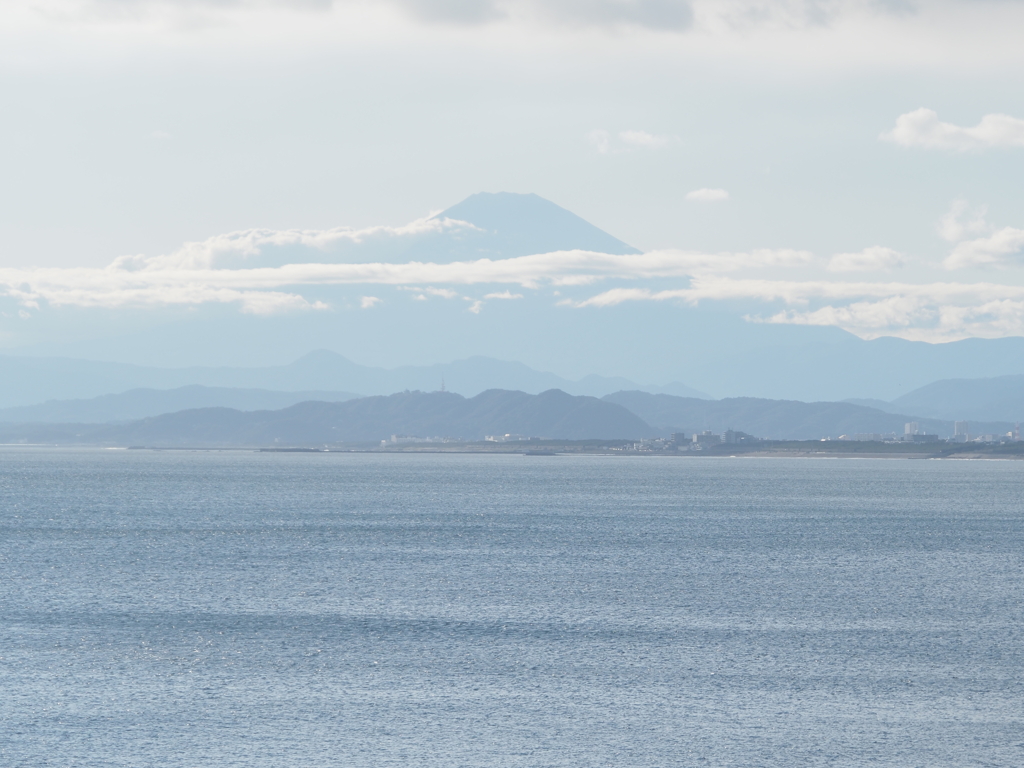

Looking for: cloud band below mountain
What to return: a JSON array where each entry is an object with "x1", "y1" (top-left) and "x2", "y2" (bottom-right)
[
  {"x1": 569, "y1": 277, "x2": 1024, "y2": 341},
  {"x1": 3, "y1": 248, "x2": 1024, "y2": 342}
]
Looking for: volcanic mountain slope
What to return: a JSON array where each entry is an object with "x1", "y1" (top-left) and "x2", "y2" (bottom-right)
[{"x1": 431, "y1": 191, "x2": 641, "y2": 259}]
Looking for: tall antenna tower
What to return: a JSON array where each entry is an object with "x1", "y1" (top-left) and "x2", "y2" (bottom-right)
[{"x1": 440, "y1": 376, "x2": 446, "y2": 393}]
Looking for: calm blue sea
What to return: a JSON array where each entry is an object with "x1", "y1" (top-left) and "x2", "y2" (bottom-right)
[{"x1": 1, "y1": 449, "x2": 1022, "y2": 767}]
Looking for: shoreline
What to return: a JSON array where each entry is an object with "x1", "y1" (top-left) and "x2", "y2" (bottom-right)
[{"x1": 2, "y1": 442, "x2": 1023, "y2": 460}]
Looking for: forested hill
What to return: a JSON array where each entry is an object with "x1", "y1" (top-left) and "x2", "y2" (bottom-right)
[{"x1": 0, "y1": 389, "x2": 651, "y2": 446}]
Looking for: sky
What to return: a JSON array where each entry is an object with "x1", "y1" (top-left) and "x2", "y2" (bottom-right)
[{"x1": 2, "y1": 0, "x2": 1024, "y2": 387}]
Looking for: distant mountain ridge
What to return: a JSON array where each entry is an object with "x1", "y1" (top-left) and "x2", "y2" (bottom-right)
[
  {"x1": 602, "y1": 391, "x2": 1013, "y2": 440},
  {"x1": 2, "y1": 387, "x2": 1017, "y2": 448},
  {"x1": 676, "y1": 333, "x2": 1024, "y2": 403},
  {"x1": 0, "y1": 386, "x2": 361, "y2": 424},
  {"x1": 843, "y1": 374, "x2": 1024, "y2": 423},
  {"x1": 888, "y1": 375, "x2": 1024, "y2": 422},
  {"x1": 0, "y1": 351, "x2": 708, "y2": 411},
  {"x1": 0, "y1": 389, "x2": 651, "y2": 446}
]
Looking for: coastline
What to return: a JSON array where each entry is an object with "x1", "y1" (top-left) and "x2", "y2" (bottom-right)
[{"x1": 4, "y1": 441, "x2": 1023, "y2": 460}]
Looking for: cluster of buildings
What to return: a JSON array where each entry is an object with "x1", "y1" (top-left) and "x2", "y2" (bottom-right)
[
  {"x1": 384, "y1": 422, "x2": 1022, "y2": 450},
  {"x1": 686, "y1": 430, "x2": 762, "y2": 448},
  {"x1": 838, "y1": 422, "x2": 1021, "y2": 444},
  {"x1": 383, "y1": 433, "x2": 550, "y2": 446},
  {"x1": 617, "y1": 421, "x2": 1022, "y2": 451},
  {"x1": 839, "y1": 422, "x2": 940, "y2": 443},
  {"x1": 609, "y1": 430, "x2": 764, "y2": 452},
  {"x1": 382, "y1": 434, "x2": 464, "y2": 446},
  {"x1": 484, "y1": 433, "x2": 537, "y2": 442},
  {"x1": 950, "y1": 421, "x2": 1021, "y2": 443}
]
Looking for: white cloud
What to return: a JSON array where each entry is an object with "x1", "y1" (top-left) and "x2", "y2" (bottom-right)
[
  {"x1": 567, "y1": 276, "x2": 1024, "y2": 341},
  {"x1": 588, "y1": 129, "x2": 671, "y2": 154},
  {"x1": 759, "y1": 297, "x2": 937, "y2": 335},
  {"x1": 402, "y1": 286, "x2": 461, "y2": 298},
  {"x1": 759, "y1": 298, "x2": 1024, "y2": 343},
  {"x1": 572, "y1": 287, "x2": 664, "y2": 307},
  {"x1": 423, "y1": 286, "x2": 460, "y2": 298},
  {"x1": 128, "y1": 216, "x2": 476, "y2": 271},
  {"x1": 945, "y1": 227, "x2": 1024, "y2": 270},
  {"x1": 37, "y1": 0, "x2": 695, "y2": 32},
  {"x1": 34, "y1": 0, "x2": 1017, "y2": 42},
  {"x1": 0, "y1": 272, "x2": 328, "y2": 314},
  {"x1": 0, "y1": 245, "x2": 812, "y2": 318},
  {"x1": 7, "y1": 209, "x2": 1024, "y2": 342},
  {"x1": 936, "y1": 201, "x2": 1024, "y2": 269},
  {"x1": 827, "y1": 246, "x2": 905, "y2": 272},
  {"x1": 109, "y1": 243, "x2": 818, "y2": 286},
  {"x1": 538, "y1": 0, "x2": 693, "y2": 31},
  {"x1": 685, "y1": 188, "x2": 729, "y2": 202},
  {"x1": 937, "y1": 199, "x2": 990, "y2": 243},
  {"x1": 587, "y1": 129, "x2": 611, "y2": 154},
  {"x1": 241, "y1": 293, "x2": 328, "y2": 314},
  {"x1": 619, "y1": 130, "x2": 670, "y2": 148},
  {"x1": 574, "y1": 275, "x2": 1024, "y2": 307},
  {"x1": 881, "y1": 108, "x2": 1024, "y2": 151},
  {"x1": 395, "y1": 0, "x2": 506, "y2": 25},
  {"x1": 10, "y1": 0, "x2": 1024, "y2": 79},
  {"x1": 15, "y1": 0, "x2": 339, "y2": 34}
]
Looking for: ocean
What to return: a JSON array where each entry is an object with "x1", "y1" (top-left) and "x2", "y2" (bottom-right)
[{"x1": 1, "y1": 448, "x2": 1022, "y2": 767}]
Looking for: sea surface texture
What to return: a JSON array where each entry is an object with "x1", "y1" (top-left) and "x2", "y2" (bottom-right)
[{"x1": 1, "y1": 449, "x2": 1022, "y2": 767}]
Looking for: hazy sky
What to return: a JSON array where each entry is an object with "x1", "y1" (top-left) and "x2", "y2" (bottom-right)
[{"x1": 2, "y1": 0, "x2": 1024, "y2": 375}]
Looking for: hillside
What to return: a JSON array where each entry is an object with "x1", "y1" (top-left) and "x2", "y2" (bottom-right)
[
  {"x1": 888, "y1": 375, "x2": 1024, "y2": 422},
  {"x1": 602, "y1": 391, "x2": 1013, "y2": 440},
  {"x1": 0, "y1": 389, "x2": 651, "y2": 446},
  {"x1": 0, "y1": 351, "x2": 707, "y2": 411},
  {"x1": 0, "y1": 386, "x2": 360, "y2": 424}
]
